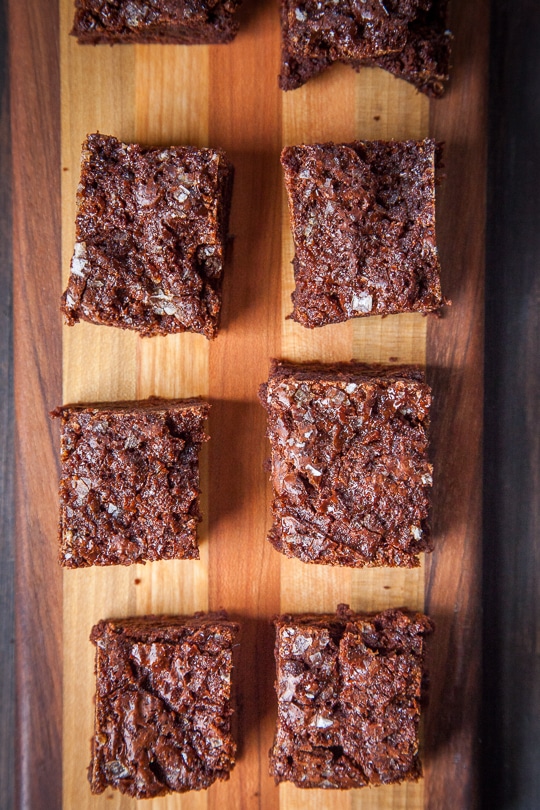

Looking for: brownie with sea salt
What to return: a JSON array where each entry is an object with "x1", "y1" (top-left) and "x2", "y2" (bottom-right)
[
  {"x1": 52, "y1": 397, "x2": 209, "y2": 567},
  {"x1": 89, "y1": 612, "x2": 239, "y2": 798},
  {"x1": 281, "y1": 140, "x2": 445, "y2": 329},
  {"x1": 62, "y1": 133, "x2": 233, "y2": 339},
  {"x1": 260, "y1": 361, "x2": 433, "y2": 567},
  {"x1": 72, "y1": 0, "x2": 242, "y2": 45},
  {"x1": 270, "y1": 605, "x2": 433, "y2": 788},
  {"x1": 279, "y1": 0, "x2": 451, "y2": 97}
]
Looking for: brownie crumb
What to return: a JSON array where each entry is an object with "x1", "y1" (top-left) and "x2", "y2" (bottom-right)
[
  {"x1": 72, "y1": 0, "x2": 243, "y2": 45},
  {"x1": 89, "y1": 612, "x2": 239, "y2": 798},
  {"x1": 270, "y1": 605, "x2": 433, "y2": 789},
  {"x1": 62, "y1": 133, "x2": 233, "y2": 339},
  {"x1": 52, "y1": 397, "x2": 209, "y2": 567},
  {"x1": 281, "y1": 140, "x2": 446, "y2": 328},
  {"x1": 260, "y1": 361, "x2": 433, "y2": 567},
  {"x1": 279, "y1": 0, "x2": 452, "y2": 97}
]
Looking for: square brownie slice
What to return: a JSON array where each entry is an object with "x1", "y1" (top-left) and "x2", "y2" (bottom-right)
[
  {"x1": 281, "y1": 140, "x2": 445, "y2": 328},
  {"x1": 89, "y1": 612, "x2": 239, "y2": 798},
  {"x1": 270, "y1": 605, "x2": 433, "y2": 789},
  {"x1": 62, "y1": 133, "x2": 234, "y2": 338},
  {"x1": 72, "y1": 0, "x2": 242, "y2": 45},
  {"x1": 279, "y1": 0, "x2": 451, "y2": 97},
  {"x1": 260, "y1": 361, "x2": 433, "y2": 567},
  {"x1": 52, "y1": 397, "x2": 209, "y2": 567}
]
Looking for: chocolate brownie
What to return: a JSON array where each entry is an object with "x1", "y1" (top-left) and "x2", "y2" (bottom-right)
[
  {"x1": 52, "y1": 397, "x2": 209, "y2": 567},
  {"x1": 72, "y1": 0, "x2": 242, "y2": 45},
  {"x1": 281, "y1": 140, "x2": 445, "y2": 328},
  {"x1": 260, "y1": 361, "x2": 433, "y2": 567},
  {"x1": 89, "y1": 612, "x2": 239, "y2": 798},
  {"x1": 279, "y1": 0, "x2": 451, "y2": 97},
  {"x1": 62, "y1": 134, "x2": 233, "y2": 339},
  {"x1": 270, "y1": 605, "x2": 433, "y2": 788}
]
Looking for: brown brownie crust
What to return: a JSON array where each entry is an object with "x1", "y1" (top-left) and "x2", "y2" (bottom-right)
[
  {"x1": 281, "y1": 140, "x2": 445, "y2": 328},
  {"x1": 52, "y1": 397, "x2": 209, "y2": 567},
  {"x1": 279, "y1": 0, "x2": 451, "y2": 97},
  {"x1": 260, "y1": 361, "x2": 433, "y2": 567},
  {"x1": 72, "y1": 0, "x2": 242, "y2": 45},
  {"x1": 62, "y1": 134, "x2": 233, "y2": 338},
  {"x1": 270, "y1": 605, "x2": 433, "y2": 788},
  {"x1": 89, "y1": 612, "x2": 239, "y2": 798}
]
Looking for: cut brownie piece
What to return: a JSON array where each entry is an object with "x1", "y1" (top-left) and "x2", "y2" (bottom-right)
[
  {"x1": 270, "y1": 605, "x2": 433, "y2": 788},
  {"x1": 72, "y1": 0, "x2": 242, "y2": 45},
  {"x1": 62, "y1": 133, "x2": 234, "y2": 339},
  {"x1": 52, "y1": 397, "x2": 209, "y2": 567},
  {"x1": 89, "y1": 612, "x2": 239, "y2": 798},
  {"x1": 279, "y1": 0, "x2": 451, "y2": 97},
  {"x1": 282, "y1": 140, "x2": 445, "y2": 328},
  {"x1": 260, "y1": 361, "x2": 433, "y2": 567}
]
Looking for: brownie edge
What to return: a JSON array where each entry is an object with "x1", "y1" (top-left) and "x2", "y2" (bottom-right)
[
  {"x1": 89, "y1": 612, "x2": 240, "y2": 798},
  {"x1": 270, "y1": 605, "x2": 434, "y2": 789}
]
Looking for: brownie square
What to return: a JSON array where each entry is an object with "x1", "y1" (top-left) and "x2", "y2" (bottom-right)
[
  {"x1": 270, "y1": 605, "x2": 433, "y2": 789},
  {"x1": 260, "y1": 361, "x2": 433, "y2": 567},
  {"x1": 279, "y1": 0, "x2": 451, "y2": 97},
  {"x1": 52, "y1": 397, "x2": 209, "y2": 567},
  {"x1": 62, "y1": 134, "x2": 234, "y2": 339},
  {"x1": 89, "y1": 612, "x2": 239, "y2": 798},
  {"x1": 72, "y1": 0, "x2": 242, "y2": 45},
  {"x1": 281, "y1": 140, "x2": 445, "y2": 328}
]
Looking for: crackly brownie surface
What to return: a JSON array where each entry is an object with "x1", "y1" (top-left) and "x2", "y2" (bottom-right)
[
  {"x1": 52, "y1": 398, "x2": 209, "y2": 567},
  {"x1": 260, "y1": 362, "x2": 433, "y2": 567},
  {"x1": 62, "y1": 134, "x2": 233, "y2": 338},
  {"x1": 282, "y1": 140, "x2": 444, "y2": 328},
  {"x1": 270, "y1": 605, "x2": 433, "y2": 788},
  {"x1": 279, "y1": 0, "x2": 451, "y2": 97},
  {"x1": 72, "y1": 0, "x2": 242, "y2": 45},
  {"x1": 89, "y1": 613, "x2": 239, "y2": 798}
]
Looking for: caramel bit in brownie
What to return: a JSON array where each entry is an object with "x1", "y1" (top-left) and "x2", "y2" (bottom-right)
[
  {"x1": 270, "y1": 605, "x2": 433, "y2": 789},
  {"x1": 281, "y1": 140, "x2": 445, "y2": 328},
  {"x1": 72, "y1": 0, "x2": 242, "y2": 45},
  {"x1": 279, "y1": 0, "x2": 451, "y2": 97},
  {"x1": 62, "y1": 134, "x2": 233, "y2": 338},
  {"x1": 260, "y1": 361, "x2": 433, "y2": 567},
  {"x1": 89, "y1": 612, "x2": 240, "y2": 798},
  {"x1": 52, "y1": 397, "x2": 209, "y2": 567}
]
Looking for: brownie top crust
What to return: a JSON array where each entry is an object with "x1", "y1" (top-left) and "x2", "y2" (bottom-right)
[
  {"x1": 89, "y1": 612, "x2": 239, "y2": 798},
  {"x1": 62, "y1": 133, "x2": 233, "y2": 338},
  {"x1": 53, "y1": 397, "x2": 209, "y2": 567},
  {"x1": 281, "y1": 140, "x2": 444, "y2": 328},
  {"x1": 72, "y1": 0, "x2": 242, "y2": 45},
  {"x1": 271, "y1": 605, "x2": 434, "y2": 788},
  {"x1": 260, "y1": 362, "x2": 433, "y2": 567}
]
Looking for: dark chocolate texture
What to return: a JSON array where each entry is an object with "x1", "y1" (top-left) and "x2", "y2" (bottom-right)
[
  {"x1": 260, "y1": 362, "x2": 433, "y2": 567},
  {"x1": 281, "y1": 140, "x2": 444, "y2": 328},
  {"x1": 72, "y1": 0, "x2": 242, "y2": 45},
  {"x1": 270, "y1": 605, "x2": 433, "y2": 788},
  {"x1": 89, "y1": 613, "x2": 239, "y2": 798},
  {"x1": 52, "y1": 397, "x2": 209, "y2": 567},
  {"x1": 279, "y1": 0, "x2": 451, "y2": 97},
  {"x1": 62, "y1": 133, "x2": 233, "y2": 338}
]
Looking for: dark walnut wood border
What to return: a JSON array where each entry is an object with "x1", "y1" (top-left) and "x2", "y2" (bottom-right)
[{"x1": 10, "y1": 1, "x2": 63, "y2": 809}]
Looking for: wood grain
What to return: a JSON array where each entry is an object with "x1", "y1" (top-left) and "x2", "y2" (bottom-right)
[
  {"x1": 11, "y1": 1, "x2": 63, "y2": 809},
  {"x1": 7, "y1": 0, "x2": 487, "y2": 806},
  {"x1": 0, "y1": 0, "x2": 15, "y2": 804}
]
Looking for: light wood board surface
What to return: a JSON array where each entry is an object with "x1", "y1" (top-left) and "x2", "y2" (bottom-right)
[{"x1": 58, "y1": 0, "x2": 485, "y2": 808}]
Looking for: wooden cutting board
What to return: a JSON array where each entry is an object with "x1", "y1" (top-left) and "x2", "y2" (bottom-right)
[{"x1": 57, "y1": 1, "x2": 487, "y2": 808}]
